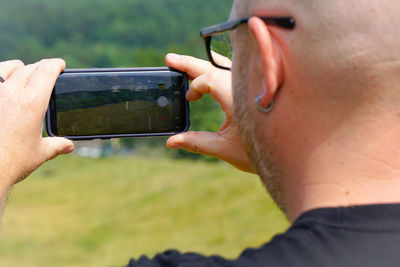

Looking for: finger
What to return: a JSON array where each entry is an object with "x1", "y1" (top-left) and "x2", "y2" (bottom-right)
[
  {"x1": 188, "y1": 71, "x2": 232, "y2": 114},
  {"x1": 165, "y1": 53, "x2": 214, "y2": 80},
  {"x1": 6, "y1": 61, "x2": 43, "y2": 88},
  {"x1": 167, "y1": 132, "x2": 254, "y2": 173},
  {"x1": 167, "y1": 131, "x2": 223, "y2": 156},
  {"x1": 25, "y1": 58, "x2": 65, "y2": 105},
  {"x1": 185, "y1": 81, "x2": 203, "y2": 101},
  {"x1": 211, "y1": 51, "x2": 232, "y2": 68},
  {"x1": 0, "y1": 60, "x2": 24, "y2": 81},
  {"x1": 40, "y1": 137, "x2": 74, "y2": 162}
]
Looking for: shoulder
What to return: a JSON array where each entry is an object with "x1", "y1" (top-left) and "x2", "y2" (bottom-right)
[{"x1": 125, "y1": 205, "x2": 400, "y2": 267}]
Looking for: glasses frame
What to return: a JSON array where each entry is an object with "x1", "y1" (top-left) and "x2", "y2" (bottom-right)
[{"x1": 200, "y1": 17, "x2": 296, "y2": 70}]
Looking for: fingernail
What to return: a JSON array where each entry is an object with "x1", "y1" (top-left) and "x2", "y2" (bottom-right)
[
  {"x1": 63, "y1": 146, "x2": 74, "y2": 154},
  {"x1": 166, "y1": 53, "x2": 180, "y2": 61}
]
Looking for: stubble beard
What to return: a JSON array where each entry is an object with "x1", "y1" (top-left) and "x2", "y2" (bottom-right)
[{"x1": 232, "y1": 48, "x2": 287, "y2": 213}]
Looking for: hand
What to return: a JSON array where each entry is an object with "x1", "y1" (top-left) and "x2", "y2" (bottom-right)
[
  {"x1": 0, "y1": 59, "x2": 74, "y2": 193},
  {"x1": 165, "y1": 53, "x2": 254, "y2": 173}
]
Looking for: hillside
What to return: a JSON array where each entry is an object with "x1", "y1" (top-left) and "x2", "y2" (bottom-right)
[{"x1": 0, "y1": 0, "x2": 232, "y2": 67}]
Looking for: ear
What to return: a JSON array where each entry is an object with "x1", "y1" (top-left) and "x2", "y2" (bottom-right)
[{"x1": 248, "y1": 17, "x2": 283, "y2": 109}]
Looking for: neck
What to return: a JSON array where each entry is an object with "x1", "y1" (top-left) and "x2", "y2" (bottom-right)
[{"x1": 283, "y1": 109, "x2": 400, "y2": 222}]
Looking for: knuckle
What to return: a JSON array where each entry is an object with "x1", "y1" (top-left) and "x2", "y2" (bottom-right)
[
  {"x1": 190, "y1": 143, "x2": 202, "y2": 154},
  {"x1": 188, "y1": 132, "x2": 203, "y2": 154},
  {"x1": 180, "y1": 55, "x2": 192, "y2": 63},
  {"x1": 45, "y1": 144, "x2": 63, "y2": 161},
  {"x1": 47, "y1": 151, "x2": 59, "y2": 161},
  {"x1": 54, "y1": 146, "x2": 64, "y2": 156},
  {"x1": 206, "y1": 70, "x2": 219, "y2": 84},
  {"x1": 189, "y1": 78, "x2": 199, "y2": 90},
  {"x1": 181, "y1": 55, "x2": 200, "y2": 67},
  {"x1": 9, "y1": 59, "x2": 25, "y2": 68},
  {"x1": 200, "y1": 75, "x2": 214, "y2": 93},
  {"x1": 51, "y1": 58, "x2": 66, "y2": 67},
  {"x1": 37, "y1": 61, "x2": 61, "y2": 76},
  {"x1": 177, "y1": 56, "x2": 190, "y2": 70},
  {"x1": 0, "y1": 60, "x2": 24, "y2": 77}
]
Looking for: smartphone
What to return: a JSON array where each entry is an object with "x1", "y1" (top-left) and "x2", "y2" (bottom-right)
[{"x1": 45, "y1": 67, "x2": 189, "y2": 140}]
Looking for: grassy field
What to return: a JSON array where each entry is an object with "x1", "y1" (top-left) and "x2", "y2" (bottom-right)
[{"x1": 0, "y1": 155, "x2": 288, "y2": 267}]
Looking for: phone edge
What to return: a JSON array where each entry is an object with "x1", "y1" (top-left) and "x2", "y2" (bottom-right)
[{"x1": 45, "y1": 67, "x2": 190, "y2": 140}]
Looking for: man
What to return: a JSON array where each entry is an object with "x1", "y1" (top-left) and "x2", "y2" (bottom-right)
[
  {"x1": 131, "y1": 0, "x2": 400, "y2": 265},
  {"x1": 2, "y1": 0, "x2": 400, "y2": 266}
]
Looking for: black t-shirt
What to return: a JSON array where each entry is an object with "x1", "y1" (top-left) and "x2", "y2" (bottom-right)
[{"x1": 126, "y1": 204, "x2": 400, "y2": 266}]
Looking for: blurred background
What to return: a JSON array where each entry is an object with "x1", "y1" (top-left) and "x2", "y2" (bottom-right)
[{"x1": 0, "y1": 0, "x2": 288, "y2": 266}]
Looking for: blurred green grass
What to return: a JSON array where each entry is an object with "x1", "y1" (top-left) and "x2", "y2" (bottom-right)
[{"x1": 0, "y1": 155, "x2": 288, "y2": 267}]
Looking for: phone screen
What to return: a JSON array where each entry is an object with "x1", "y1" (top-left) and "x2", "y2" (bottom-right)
[{"x1": 47, "y1": 69, "x2": 189, "y2": 139}]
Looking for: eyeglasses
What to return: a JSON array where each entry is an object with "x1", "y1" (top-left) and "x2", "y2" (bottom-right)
[{"x1": 200, "y1": 17, "x2": 296, "y2": 70}]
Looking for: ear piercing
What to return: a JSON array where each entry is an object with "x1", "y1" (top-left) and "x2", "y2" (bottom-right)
[
  {"x1": 254, "y1": 95, "x2": 274, "y2": 113},
  {"x1": 0, "y1": 77, "x2": 4, "y2": 83}
]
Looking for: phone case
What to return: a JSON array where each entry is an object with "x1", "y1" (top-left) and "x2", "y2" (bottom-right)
[{"x1": 45, "y1": 67, "x2": 190, "y2": 140}]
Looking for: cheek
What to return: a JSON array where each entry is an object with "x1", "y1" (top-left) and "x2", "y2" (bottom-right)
[
  {"x1": 231, "y1": 48, "x2": 247, "y2": 112},
  {"x1": 233, "y1": 46, "x2": 264, "y2": 109},
  {"x1": 247, "y1": 56, "x2": 264, "y2": 101}
]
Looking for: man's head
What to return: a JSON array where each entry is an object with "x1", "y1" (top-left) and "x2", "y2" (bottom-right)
[{"x1": 231, "y1": 0, "x2": 400, "y2": 219}]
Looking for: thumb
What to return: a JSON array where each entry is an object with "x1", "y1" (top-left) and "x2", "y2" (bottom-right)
[
  {"x1": 167, "y1": 131, "x2": 221, "y2": 157},
  {"x1": 41, "y1": 137, "x2": 74, "y2": 161},
  {"x1": 168, "y1": 131, "x2": 255, "y2": 173}
]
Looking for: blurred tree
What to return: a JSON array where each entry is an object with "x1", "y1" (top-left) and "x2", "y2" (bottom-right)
[{"x1": 0, "y1": 0, "x2": 232, "y2": 159}]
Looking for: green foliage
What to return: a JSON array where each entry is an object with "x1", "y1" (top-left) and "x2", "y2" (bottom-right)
[
  {"x1": 0, "y1": 0, "x2": 232, "y2": 66},
  {"x1": 0, "y1": 0, "x2": 233, "y2": 158},
  {"x1": 211, "y1": 33, "x2": 233, "y2": 60}
]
